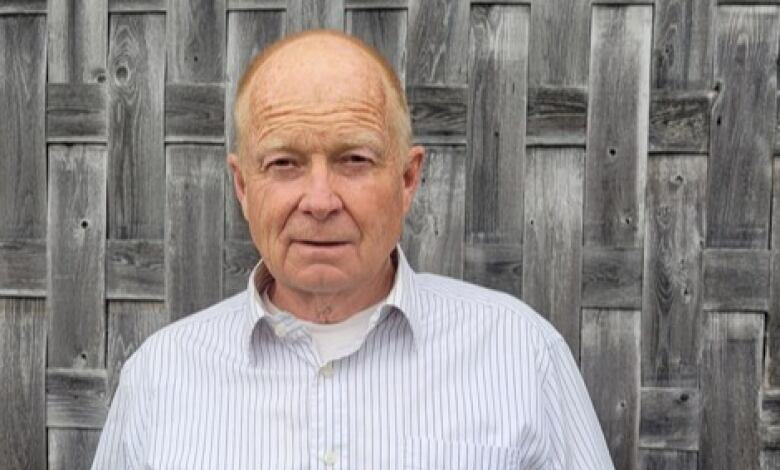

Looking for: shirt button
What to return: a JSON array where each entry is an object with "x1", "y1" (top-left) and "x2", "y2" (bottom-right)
[
  {"x1": 322, "y1": 449, "x2": 337, "y2": 465},
  {"x1": 319, "y1": 362, "x2": 335, "y2": 377}
]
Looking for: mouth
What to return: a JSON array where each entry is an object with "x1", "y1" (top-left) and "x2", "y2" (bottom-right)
[{"x1": 293, "y1": 240, "x2": 350, "y2": 247}]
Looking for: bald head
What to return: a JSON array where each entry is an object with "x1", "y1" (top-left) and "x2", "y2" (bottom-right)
[{"x1": 233, "y1": 30, "x2": 411, "y2": 168}]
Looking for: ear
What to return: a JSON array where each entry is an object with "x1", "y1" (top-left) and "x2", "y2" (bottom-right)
[
  {"x1": 227, "y1": 153, "x2": 250, "y2": 220},
  {"x1": 401, "y1": 145, "x2": 425, "y2": 214}
]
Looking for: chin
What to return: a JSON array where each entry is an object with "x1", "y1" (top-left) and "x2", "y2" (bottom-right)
[{"x1": 291, "y1": 267, "x2": 353, "y2": 293}]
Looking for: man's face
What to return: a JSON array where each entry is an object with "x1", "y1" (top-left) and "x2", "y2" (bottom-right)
[{"x1": 228, "y1": 39, "x2": 423, "y2": 298}]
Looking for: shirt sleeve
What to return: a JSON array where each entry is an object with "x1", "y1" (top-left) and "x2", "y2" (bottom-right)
[
  {"x1": 542, "y1": 338, "x2": 615, "y2": 470},
  {"x1": 90, "y1": 354, "x2": 149, "y2": 470}
]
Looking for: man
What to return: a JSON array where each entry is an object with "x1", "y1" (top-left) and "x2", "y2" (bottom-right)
[{"x1": 92, "y1": 30, "x2": 613, "y2": 469}]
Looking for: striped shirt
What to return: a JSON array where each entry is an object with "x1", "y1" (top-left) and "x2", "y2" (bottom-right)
[{"x1": 91, "y1": 248, "x2": 614, "y2": 469}]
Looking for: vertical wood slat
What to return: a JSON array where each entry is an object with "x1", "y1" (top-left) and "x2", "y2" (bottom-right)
[
  {"x1": 47, "y1": 0, "x2": 107, "y2": 84},
  {"x1": 108, "y1": 13, "x2": 165, "y2": 239},
  {"x1": 0, "y1": 299, "x2": 46, "y2": 470},
  {"x1": 639, "y1": 450, "x2": 697, "y2": 470},
  {"x1": 581, "y1": 309, "x2": 641, "y2": 470},
  {"x1": 463, "y1": 4, "x2": 528, "y2": 297},
  {"x1": 286, "y1": 0, "x2": 344, "y2": 33},
  {"x1": 402, "y1": 146, "x2": 465, "y2": 278},
  {"x1": 406, "y1": 0, "x2": 469, "y2": 86},
  {"x1": 0, "y1": 15, "x2": 46, "y2": 239},
  {"x1": 167, "y1": 0, "x2": 226, "y2": 83},
  {"x1": 225, "y1": 10, "x2": 285, "y2": 241},
  {"x1": 522, "y1": 148, "x2": 584, "y2": 359},
  {"x1": 47, "y1": 145, "x2": 107, "y2": 369},
  {"x1": 707, "y1": 6, "x2": 777, "y2": 248},
  {"x1": 48, "y1": 430, "x2": 101, "y2": 470},
  {"x1": 584, "y1": 5, "x2": 652, "y2": 248},
  {"x1": 528, "y1": 0, "x2": 590, "y2": 86},
  {"x1": 166, "y1": 145, "x2": 225, "y2": 320},
  {"x1": 770, "y1": 158, "x2": 780, "y2": 386},
  {"x1": 345, "y1": 7, "x2": 407, "y2": 85},
  {"x1": 700, "y1": 313, "x2": 763, "y2": 470},
  {"x1": 642, "y1": 156, "x2": 706, "y2": 388}
]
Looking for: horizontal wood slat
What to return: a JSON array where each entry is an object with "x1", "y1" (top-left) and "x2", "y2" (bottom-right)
[
  {"x1": 762, "y1": 389, "x2": 780, "y2": 448},
  {"x1": 582, "y1": 247, "x2": 644, "y2": 309},
  {"x1": 0, "y1": 239, "x2": 46, "y2": 297},
  {"x1": 106, "y1": 239, "x2": 165, "y2": 300},
  {"x1": 47, "y1": 84, "x2": 107, "y2": 142},
  {"x1": 639, "y1": 387, "x2": 701, "y2": 451},
  {"x1": 165, "y1": 83, "x2": 226, "y2": 142},
  {"x1": 702, "y1": 249, "x2": 771, "y2": 312},
  {"x1": 46, "y1": 368, "x2": 108, "y2": 429}
]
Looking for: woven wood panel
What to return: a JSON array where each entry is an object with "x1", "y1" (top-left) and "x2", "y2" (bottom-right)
[{"x1": 1, "y1": 0, "x2": 779, "y2": 468}]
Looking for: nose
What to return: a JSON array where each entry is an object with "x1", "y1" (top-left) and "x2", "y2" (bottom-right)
[{"x1": 298, "y1": 159, "x2": 343, "y2": 220}]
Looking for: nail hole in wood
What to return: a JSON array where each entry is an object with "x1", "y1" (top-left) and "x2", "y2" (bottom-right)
[
  {"x1": 80, "y1": 220, "x2": 89, "y2": 229},
  {"x1": 608, "y1": 148, "x2": 616, "y2": 156}
]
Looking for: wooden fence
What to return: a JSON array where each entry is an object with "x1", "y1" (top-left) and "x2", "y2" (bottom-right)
[{"x1": 1, "y1": 0, "x2": 779, "y2": 469}]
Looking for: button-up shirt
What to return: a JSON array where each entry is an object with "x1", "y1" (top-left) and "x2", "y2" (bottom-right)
[{"x1": 91, "y1": 248, "x2": 614, "y2": 469}]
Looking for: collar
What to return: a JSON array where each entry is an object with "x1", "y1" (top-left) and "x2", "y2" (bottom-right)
[{"x1": 242, "y1": 246, "x2": 425, "y2": 359}]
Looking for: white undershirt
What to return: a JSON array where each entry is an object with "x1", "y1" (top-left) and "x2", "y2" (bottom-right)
[{"x1": 261, "y1": 289, "x2": 381, "y2": 365}]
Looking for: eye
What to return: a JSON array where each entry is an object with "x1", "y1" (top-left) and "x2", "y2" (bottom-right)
[
  {"x1": 341, "y1": 152, "x2": 374, "y2": 166},
  {"x1": 263, "y1": 156, "x2": 297, "y2": 171}
]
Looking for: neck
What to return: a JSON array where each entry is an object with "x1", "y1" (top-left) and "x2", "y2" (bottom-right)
[{"x1": 268, "y1": 257, "x2": 395, "y2": 324}]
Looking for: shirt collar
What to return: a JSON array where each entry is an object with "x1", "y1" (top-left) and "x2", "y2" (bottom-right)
[{"x1": 242, "y1": 246, "x2": 425, "y2": 358}]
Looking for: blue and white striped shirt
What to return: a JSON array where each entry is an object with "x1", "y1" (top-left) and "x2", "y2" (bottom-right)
[{"x1": 91, "y1": 248, "x2": 614, "y2": 469}]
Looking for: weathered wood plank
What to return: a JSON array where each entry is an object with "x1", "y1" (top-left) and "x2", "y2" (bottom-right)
[
  {"x1": 639, "y1": 387, "x2": 700, "y2": 450},
  {"x1": 763, "y1": 451, "x2": 780, "y2": 470},
  {"x1": 639, "y1": 450, "x2": 697, "y2": 470},
  {"x1": 107, "y1": 301, "x2": 167, "y2": 397},
  {"x1": 47, "y1": 0, "x2": 107, "y2": 84},
  {"x1": 466, "y1": 4, "x2": 527, "y2": 247},
  {"x1": 526, "y1": 85, "x2": 587, "y2": 146},
  {"x1": 581, "y1": 247, "x2": 643, "y2": 309},
  {"x1": 708, "y1": 7, "x2": 777, "y2": 248},
  {"x1": 223, "y1": 239, "x2": 260, "y2": 297},
  {"x1": 46, "y1": 83, "x2": 107, "y2": 141},
  {"x1": 225, "y1": 10, "x2": 285, "y2": 241},
  {"x1": 166, "y1": 145, "x2": 225, "y2": 320},
  {"x1": 46, "y1": 368, "x2": 108, "y2": 429},
  {"x1": 165, "y1": 83, "x2": 225, "y2": 141},
  {"x1": 584, "y1": 5, "x2": 652, "y2": 248},
  {"x1": 286, "y1": 0, "x2": 344, "y2": 32},
  {"x1": 47, "y1": 145, "x2": 107, "y2": 369},
  {"x1": 0, "y1": 239, "x2": 46, "y2": 297},
  {"x1": 344, "y1": 0, "x2": 406, "y2": 7},
  {"x1": 762, "y1": 388, "x2": 780, "y2": 448},
  {"x1": 702, "y1": 249, "x2": 771, "y2": 311},
  {"x1": 345, "y1": 7, "x2": 406, "y2": 84},
  {"x1": 0, "y1": 298, "x2": 46, "y2": 470},
  {"x1": 771, "y1": 159, "x2": 780, "y2": 386},
  {"x1": 642, "y1": 156, "x2": 706, "y2": 387},
  {"x1": 463, "y1": 243, "x2": 522, "y2": 298},
  {"x1": 649, "y1": 90, "x2": 713, "y2": 154},
  {"x1": 0, "y1": 0, "x2": 47, "y2": 14},
  {"x1": 408, "y1": 85, "x2": 468, "y2": 138},
  {"x1": 227, "y1": 0, "x2": 286, "y2": 10},
  {"x1": 522, "y1": 148, "x2": 583, "y2": 359},
  {"x1": 581, "y1": 308, "x2": 641, "y2": 470},
  {"x1": 109, "y1": 0, "x2": 167, "y2": 12},
  {"x1": 652, "y1": 0, "x2": 716, "y2": 89},
  {"x1": 528, "y1": 0, "x2": 590, "y2": 86},
  {"x1": 167, "y1": 0, "x2": 226, "y2": 83},
  {"x1": 108, "y1": 13, "x2": 165, "y2": 239},
  {"x1": 700, "y1": 313, "x2": 763, "y2": 470},
  {"x1": 407, "y1": 0, "x2": 468, "y2": 85},
  {"x1": 0, "y1": 15, "x2": 46, "y2": 239},
  {"x1": 401, "y1": 145, "x2": 465, "y2": 278},
  {"x1": 106, "y1": 239, "x2": 165, "y2": 300},
  {"x1": 48, "y1": 429, "x2": 101, "y2": 470}
]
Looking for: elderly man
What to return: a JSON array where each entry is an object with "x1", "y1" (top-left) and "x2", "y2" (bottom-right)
[{"x1": 92, "y1": 30, "x2": 613, "y2": 469}]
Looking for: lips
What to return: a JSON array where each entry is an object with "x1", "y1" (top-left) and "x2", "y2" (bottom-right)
[{"x1": 293, "y1": 239, "x2": 350, "y2": 247}]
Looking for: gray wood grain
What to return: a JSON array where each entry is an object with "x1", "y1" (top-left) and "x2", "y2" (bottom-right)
[
  {"x1": 584, "y1": 5, "x2": 652, "y2": 248},
  {"x1": 48, "y1": 429, "x2": 101, "y2": 470},
  {"x1": 402, "y1": 145, "x2": 465, "y2": 278},
  {"x1": 639, "y1": 387, "x2": 700, "y2": 450},
  {"x1": 106, "y1": 239, "x2": 165, "y2": 300},
  {"x1": 642, "y1": 156, "x2": 705, "y2": 388},
  {"x1": 345, "y1": 7, "x2": 406, "y2": 83},
  {"x1": 165, "y1": 83, "x2": 225, "y2": 141},
  {"x1": 639, "y1": 450, "x2": 697, "y2": 470},
  {"x1": 408, "y1": 85, "x2": 468, "y2": 138},
  {"x1": 702, "y1": 248, "x2": 771, "y2": 311},
  {"x1": 228, "y1": 0, "x2": 286, "y2": 10},
  {"x1": 0, "y1": 239, "x2": 46, "y2": 297},
  {"x1": 345, "y1": 0, "x2": 406, "y2": 7},
  {"x1": 522, "y1": 148, "x2": 583, "y2": 359},
  {"x1": 0, "y1": 298, "x2": 46, "y2": 470},
  {"x1": 0, "y1": 15, "x2": 46, "y2": 239},
  {"x1": 762, "y1": 388, "x2": 780, "y2": 448},
  {"x1": 700, "y1": 313, "x2": 763, "y2": 470},
  {"x1": 167, "y1": 0, "x2": 226, "y2": 83},
  {"x1": 109, "y1": 0, "x2": 166, "y2": 12},
  {"x1": 46, "y1": 83, "x2": 107, "y2": 141},
  {"x1": 648, "y1": 90, "x2": 713, "y2": 154},
  {"x1": 652, "y1": 0, "x2": 715, "y2": 89},
  {"x1": 763, "y1": 451, "x2": 780, "y2": 470},
  {"x1": 286, "y1": 0, "x2": 344, "y2": 32},
  {"x1": 529, "y1": 0, "x2": 590, "y2": 86},
  {"x1": 464, "y1": 243, "x2": 522, "y2": 299},
  {"x1": 526, "y1": 85, "x2": 587, "y2": 146},
  {"x1": 166, "y1": 145, "x2": 225, "y2": 320},
  {"x1": 708, "y1": 7, "x2": 776, "y2": 248},
  {"x1": 223, "y1": 239, "x2": 260, "y2": 297},
  {"x1": 581, "y1": 308, "x2": 640, "y2": 470},
  {"x1": 0, "y1": 0, "x2": 46, "y2": 14},
  {"x1": 46, "y1": 368, "x2": 107, "y2": 429},
  {"x1": 581, "y1": 247, "x2": 643, "y2": 309},
  {"x1": 107, "y1": 301, "x2": 167, "y2": 397},
  {"x1": 108, "y1": 13, "x2": 165, "y2": 239},
  {"x1": 771, "y1": 159, "x2": 780, "y2": 386},
  {"x1": 407, "y1": 0, "x2": 468, "y2": 85},
  {"x1": 47, "y1": 145, "x2": 107, "y2": 369},
  {"x1": 47, "y1": 0, "x2": 107, "y2": 84},
  {"x1": 225, "y1": 9, "x2": 285, "y2": 241}
]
